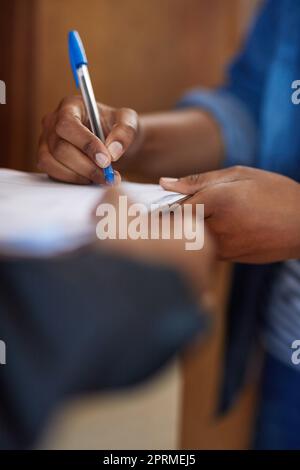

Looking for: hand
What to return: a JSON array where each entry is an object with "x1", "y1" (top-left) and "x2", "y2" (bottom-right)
[
  {"x1": 37, "y1": 96, "x2": 140, "y2": 184},
  {"x1": 160, "y1": 166, "x2": 300, "y2": 263}
]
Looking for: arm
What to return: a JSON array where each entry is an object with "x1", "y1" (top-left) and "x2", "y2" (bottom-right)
[
  {"x1": 122, "y1": 109, "x2": 224, "y2": 178},
  {"x1": 123, "y1": 0, "x2": 279, "y2": 177},
  {"x1": 37, "y1": 98, "x2": 223, "y2": 184}
]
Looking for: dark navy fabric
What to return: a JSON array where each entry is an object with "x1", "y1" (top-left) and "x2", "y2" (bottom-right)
[{"x1": 0, "y1": 248, "x2": 206, "y2": 449}]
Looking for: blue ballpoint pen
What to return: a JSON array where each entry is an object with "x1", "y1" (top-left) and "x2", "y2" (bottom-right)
[{"x1": 68, "y1": 30, "x2": 115, "y2": 185}]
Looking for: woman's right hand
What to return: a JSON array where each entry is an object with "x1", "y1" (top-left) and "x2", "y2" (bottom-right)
[{"x1": 37, "y1": 95, "x2": 141, "y2": 185}]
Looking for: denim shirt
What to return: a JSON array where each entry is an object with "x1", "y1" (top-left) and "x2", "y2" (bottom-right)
[{"x1": 178, "y1": 0, "x2": 300, "y2": 412}]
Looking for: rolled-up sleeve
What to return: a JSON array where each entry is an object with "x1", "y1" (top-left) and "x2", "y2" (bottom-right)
[
  {"x1": 177, "y1": 0, "x2": 280, "y2": 169},
  {"x1": 177, "y1": 88, "x2": 258, "y2": 168}
]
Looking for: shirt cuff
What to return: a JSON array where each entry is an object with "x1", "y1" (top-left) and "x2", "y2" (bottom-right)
[{"x1": 177, "y1": 89, "x2": 258, "y2": 168}]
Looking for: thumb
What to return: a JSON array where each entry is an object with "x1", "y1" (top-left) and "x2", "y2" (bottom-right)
[
  {"x1": 160, "y1": 167, "x2": 242, "y2": 195},
  {"x1": 160, "y1": 173, "x2": 208, "y2": 195}
]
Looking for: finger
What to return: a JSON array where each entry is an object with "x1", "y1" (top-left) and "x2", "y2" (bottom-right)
[
  {"x1": 160, "y1": 167, "x2": 243, "y2": 194},
  {"x1": 50, "y1": 138, "x2": 106, "y2": 184},
  {"x1": 37, "y1": 142, "x2": 90, "y2": 185},
  {"x1": 160, "y1": 175, "x2": 204, "y2": 194},
  {"x1": 105, "y1": 108, "x2": 138, "y2": 161},
  {"x1": 55, "y1": 104, "x2": 112, "y2": 169}
]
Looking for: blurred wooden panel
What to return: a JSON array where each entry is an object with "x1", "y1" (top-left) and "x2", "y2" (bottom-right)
[
  {"x1": 40, "y1": 362, "x2": 181, "y2": 450},
  {"x1": 180, "y1": 262, "x2": 259, "y2": 449},
  {"x1": 10, "y1": 0, "x2": 38, "y2": 171},
  {"x1": 33, "y1": 0, "x2": 241, "y2": 111},
  {"x1": 3, "y1": 0, "x2": 258, "y2": 171},
  {"x1": 0, "y1": 0, "x2": 14, "y2": 168}
]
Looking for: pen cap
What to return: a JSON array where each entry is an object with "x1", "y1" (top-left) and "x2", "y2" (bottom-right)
[{"x1": 68, "y1": 30, "x2": 88, "y2": 87}]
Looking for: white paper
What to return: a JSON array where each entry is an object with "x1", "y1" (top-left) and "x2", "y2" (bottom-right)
[{"x1": 0, "y1": 169, "x2": 185, "y2": 256}]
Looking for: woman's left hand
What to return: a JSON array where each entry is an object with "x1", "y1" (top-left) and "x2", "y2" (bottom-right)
[{"x1": 161, "y1": 166, "x2": 300, "y2": 264}]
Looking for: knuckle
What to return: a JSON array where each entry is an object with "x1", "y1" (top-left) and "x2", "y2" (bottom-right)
[
  {"x1": 120, "y1": 108, "x2": 138, "y2": 132},
  {"x1": 58, "y1": 96, "x2": 73, "y2": 109},
  {"x1": 121, "y1": 107, "x2": 137, "y2": 118},
  {"x1": 187, "y1": 174, "x2": 201, "y2": 185},
  {"x1": 55, "y1": 115, "x2": 72, "y2": 136},
  {"x1": 58, "y1": 97, "x2": 68, "y2": 107},
  {"x1": 53, "y1": 139, "x2": 70, "y2": 159},
  {"x1": 120, "y1": 121, "x2": 137, "y2": 137},
  {"x1": 82, "y1": 138, "x2": 99, "y2": 157}
]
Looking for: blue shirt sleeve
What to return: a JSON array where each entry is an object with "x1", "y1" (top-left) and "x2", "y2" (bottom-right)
[{"x1": 177, "y1": 0, "x2": 280, "y2": 168}]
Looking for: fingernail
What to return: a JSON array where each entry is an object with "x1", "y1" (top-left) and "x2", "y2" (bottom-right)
[
  {"x1": 108, "y1": 141, "x2": 123, "y2": 161},
  {"x1": 95, "y1": 152, "x2": 109, "y2": 168},
  {"x1": 161, "y1": 177, "x2": 179, "y2": 183}
]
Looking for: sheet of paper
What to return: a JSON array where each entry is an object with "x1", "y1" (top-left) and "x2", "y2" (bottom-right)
[{"x1": 0, "y1": 169, "x2": 185, "y2": 256}]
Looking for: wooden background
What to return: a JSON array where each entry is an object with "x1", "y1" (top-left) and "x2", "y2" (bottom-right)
[
  {"x1": 0, "y1": 0, "x2": 261, "y2": 449},
  {"x1": 0, "y1": 0, "x2": 259, "y2": 171}
]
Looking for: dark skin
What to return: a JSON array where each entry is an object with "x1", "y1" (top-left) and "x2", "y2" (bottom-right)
[
  {"x1": 37, "y1": 96, "x2": 300, "y2": 264},
  {"x1": 37, "y1": 96, "x2": 223, "y2": 183},
  {"x1": 160, "y1": 167, "x2": 300, "y2": 264},
  {"x1": 38, "y1": 96, "x2": 139, "y2": 184}
]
